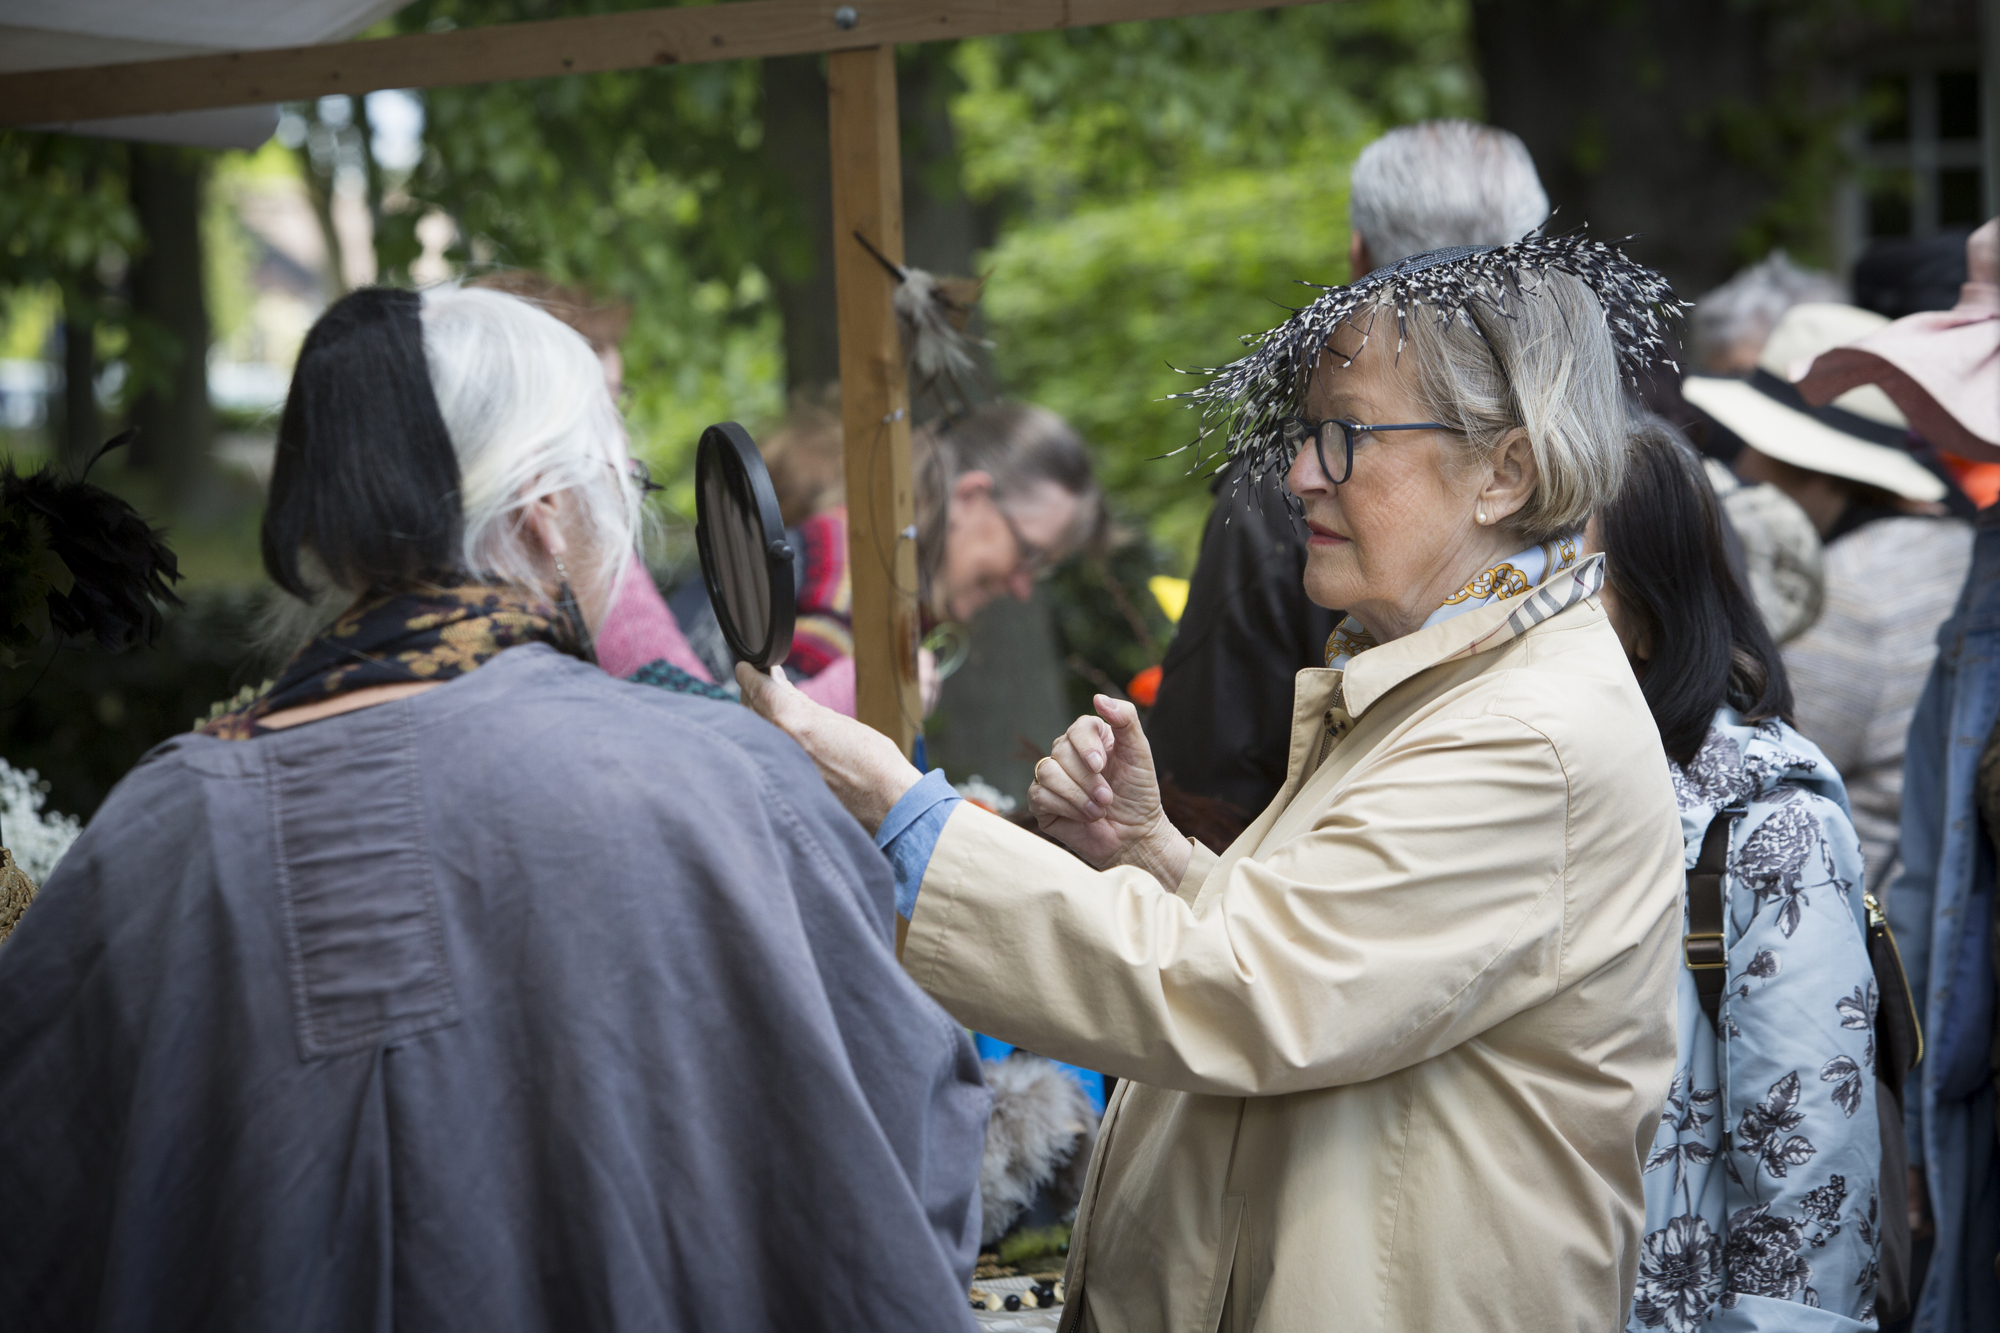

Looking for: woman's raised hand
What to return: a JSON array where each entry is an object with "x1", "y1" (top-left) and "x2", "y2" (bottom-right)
[{"x1": 1029, "y1": 695, "x2": 1189, "y2": 887}]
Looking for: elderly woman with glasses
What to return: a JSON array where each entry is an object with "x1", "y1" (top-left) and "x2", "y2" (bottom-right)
[{"x1": 744, "y1": 238, "x2": 1689, "y2": 1332}]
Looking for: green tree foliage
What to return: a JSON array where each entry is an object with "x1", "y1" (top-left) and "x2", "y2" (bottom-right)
[
  {"x1": 0, "y1": 135, "x2": 138, "y2": 298},
  {"x1": 953, "y1": 1, "x2": 1476, "y2": 210},
  {"x1": 952, "y1": 2, "x2": 1477, "y2": 571},
  {"x1": 0, "y1": 132, "x2": 153, "y2": 458},
  {"x1": 982, "y1": 165, "x2": 1362, "y2": 564},
  {"x1": 945, "y1": 3, "x2": 1479, "y2": 709}
]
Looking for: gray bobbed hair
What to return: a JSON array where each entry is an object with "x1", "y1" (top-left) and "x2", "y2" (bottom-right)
[{"x1": 1389, "y1": 270, "x2": 1628, "y2": 543}]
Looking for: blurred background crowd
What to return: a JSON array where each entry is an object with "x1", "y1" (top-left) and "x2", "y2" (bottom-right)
[{"x1": 3, "y1": 0, "x2": 1993, "y2": 831}]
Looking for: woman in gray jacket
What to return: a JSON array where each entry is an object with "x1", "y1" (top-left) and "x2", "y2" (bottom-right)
[{"x1": 0, "y1": 286, "x2": 989, "y2": 1333}]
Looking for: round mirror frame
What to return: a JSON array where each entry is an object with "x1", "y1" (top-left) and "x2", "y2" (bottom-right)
[{"x1": 694, "y1": 421, "x2": 796, "y2": 672}]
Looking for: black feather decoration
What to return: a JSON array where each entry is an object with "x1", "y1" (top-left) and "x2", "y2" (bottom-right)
[
  {"x1": 1175, "y1": 229, "x2": 1691, "y2": 479},
  {"x1": 2, "y1": 429, "x2": 182, "y2": 655}
]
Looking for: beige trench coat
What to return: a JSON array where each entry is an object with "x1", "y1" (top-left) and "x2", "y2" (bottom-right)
[{"x1": 902, "y1": 573, "x2": 1684, "y2": 1332}]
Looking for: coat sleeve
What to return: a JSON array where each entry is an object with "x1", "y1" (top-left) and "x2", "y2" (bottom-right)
[
  {"x1": 1888, "y1": 645, "x2": 1949, "y2": 1164},
  {"x1": 903, "y1": 707, "x2": 1612, "y2": 1098},
  {"x1": 1712, "y1": 792, "x2": 1882, "y2": 1329}
]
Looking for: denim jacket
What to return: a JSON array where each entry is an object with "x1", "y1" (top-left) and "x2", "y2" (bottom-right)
[
  {"x1": 1630, "y1": 710, "x2": 1882, "y2": 1332},
  {"x1": 1890, "y1": 507, "x2": 2000, "y2": 1333}
]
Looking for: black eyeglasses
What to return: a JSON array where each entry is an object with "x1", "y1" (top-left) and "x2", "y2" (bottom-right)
[
  {"x1": 1279, "y1": 416, "x2": 1451, "y2": 485},
  {"x1": 620, "y1": 457, "x2": 666, "y2": 495},
  {"x1": 992, "y1": 498, "x2": 1055, "y2": 579}
]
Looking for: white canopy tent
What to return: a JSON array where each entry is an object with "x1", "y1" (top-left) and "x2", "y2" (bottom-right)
[{"x1": 0, "y1": 0, "x2": 410, "y2": 147}]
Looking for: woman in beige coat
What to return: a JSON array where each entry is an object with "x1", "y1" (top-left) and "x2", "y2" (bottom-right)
[{"x1": 743, "y1": 238, "x2": 1688, "y2": 1332}]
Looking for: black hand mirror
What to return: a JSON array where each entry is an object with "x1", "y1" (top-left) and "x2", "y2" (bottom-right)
[{"x1": 695, "y1": 421, "x2": 795, "y2": 672}]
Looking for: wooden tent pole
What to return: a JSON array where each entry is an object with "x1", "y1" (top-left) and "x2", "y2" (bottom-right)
[{"x1": 827, "y1": 44, "x2": 919, "y2": 756}]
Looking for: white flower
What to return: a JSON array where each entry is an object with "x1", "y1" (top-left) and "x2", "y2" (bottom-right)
[
  {"x1": 1, "y1": 759, "x2": 82, "y2": 883},
  {"x1": 953, "y1": 775, "x2": 1017, "y2": 816}
]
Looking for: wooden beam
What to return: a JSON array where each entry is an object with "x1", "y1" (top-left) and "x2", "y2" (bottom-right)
[
  {"x1": 827, "y1": 43, "x2": 920, "y2": 758},
  {"x1": 0, "y1": 0, "x2": 1324, "y2": 127}
]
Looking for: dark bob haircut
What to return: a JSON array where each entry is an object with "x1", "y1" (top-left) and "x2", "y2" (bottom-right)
[
  {"x1": 261, "y1": 287, "x2": 463, "y2": 598},
  {"x1": 1595, "y1": 419, "x2": 1793, "y2": 767}
]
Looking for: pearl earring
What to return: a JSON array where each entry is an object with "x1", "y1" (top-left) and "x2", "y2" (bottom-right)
[{"x1": 1477, "y1": 510, "x2": 1487, "y2": 524}]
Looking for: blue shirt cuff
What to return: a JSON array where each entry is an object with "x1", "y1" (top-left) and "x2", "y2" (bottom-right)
[{"x1": 875, "y1": 768, "x2": 961, "y2": 921}]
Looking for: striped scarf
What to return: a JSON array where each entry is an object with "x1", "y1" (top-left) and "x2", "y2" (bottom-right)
[{"x1": 1325, "y1": 535, "x2": 1595, "y2": 669}]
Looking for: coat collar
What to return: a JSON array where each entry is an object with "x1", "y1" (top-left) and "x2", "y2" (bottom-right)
[{"x1": 1338, "y1": 553, "x2": 1608, "y2": 717}]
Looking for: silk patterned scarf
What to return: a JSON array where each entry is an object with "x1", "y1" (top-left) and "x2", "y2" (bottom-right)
[{"x1": 1325, "y1": 534, "x2": 1584, "y2": 669}]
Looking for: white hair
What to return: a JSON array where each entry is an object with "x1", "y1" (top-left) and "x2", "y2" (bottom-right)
[
  {"x1": 1349, "y1": 120, "x2": 1550, "y2": 268},
  {"x1": 1690, "y1": 250, "x2": 1846, "y2": 372},
  {"x1": 1386, "y1": 269, "x2": 1628, "y2": 542},
  {"x1": 418, "y1": 286, "x2": 640, "y2": 604}
]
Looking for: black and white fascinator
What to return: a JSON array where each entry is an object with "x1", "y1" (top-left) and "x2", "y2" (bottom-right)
[{"x1": 1179, "y1": 230, "x2": 1690, "y2": 478}]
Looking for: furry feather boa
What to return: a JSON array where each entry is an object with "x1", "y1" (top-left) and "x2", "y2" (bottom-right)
[{"x1": 979, "y1": 1055, "x2": 1100, "y2": 1246}]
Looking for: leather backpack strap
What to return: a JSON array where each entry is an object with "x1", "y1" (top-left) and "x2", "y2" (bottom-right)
[
  {"x1": 1863, "y1": 890, "x2": 1924, "y2": 1101},
  {"x1": 1684, "y1": 806, "x2": 1741, "y2": 1034}
]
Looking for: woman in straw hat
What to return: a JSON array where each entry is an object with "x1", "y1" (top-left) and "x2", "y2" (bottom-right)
[
  {"x1": 1798, "y1": 217, "x2": 2000, "y2": 1333},
  {"x1": 744, "y1": 235, "x2": 1689, "y2": 1332},
  {"x1": 1683, "y1": 304, "x2": 1975, "y2": 899}
]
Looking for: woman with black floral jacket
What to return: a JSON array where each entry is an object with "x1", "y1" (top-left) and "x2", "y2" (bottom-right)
[{"x1": 1592, "y1": 424, "x2": 1883, "y2": 1331}]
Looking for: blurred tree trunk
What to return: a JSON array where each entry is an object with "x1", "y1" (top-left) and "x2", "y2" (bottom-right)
[
  {"x1": 1470, "y1": 0, "x2": 1780, "y2": 298},
  {"x1": 761, "y1": 55, "x2": 839, "y2": 394},
  {"x1": 59, "y1": 279, "x2": 99, "y2": 469},
  {"x1": 298, "y1": 142, "x2": 348, "y2": 299},
  {"x1": 898, "y1": 49, "x2": 996, "y2": 281},
  {"x1": 760, "y1": 49, "x2": 999, "y2": 397},
  {"x1": 126, "y1": 145, "x2": 214, "y2": 504}
]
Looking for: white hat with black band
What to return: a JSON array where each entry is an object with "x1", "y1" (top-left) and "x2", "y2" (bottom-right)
[{"x1": 1682, "y1": 302, "x2": 1945, "y2": 503}]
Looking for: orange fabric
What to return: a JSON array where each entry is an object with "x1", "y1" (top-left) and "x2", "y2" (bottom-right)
[
  {"x1": 1942, "y1": 455, "x2": 2000, "y2": 509},
  {"x1": 1127, "y1": 664, "x2": 1162, "y2": 707}
]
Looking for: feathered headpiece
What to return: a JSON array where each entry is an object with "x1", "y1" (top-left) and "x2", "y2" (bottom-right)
[
  {"x1": 1, "y1": 430, "x2": 182, "y2": 668},
  {"x1": 1178, "y1": 230, "x2": 1689, "y2": 478}
]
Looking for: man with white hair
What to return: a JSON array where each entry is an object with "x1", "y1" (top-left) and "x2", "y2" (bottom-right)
[
  {"x1": 1346, "y1": 119, "x2": 1549, "y2": 276},
  {"x1": 1149, "y1": 119, "x2": 1550, "y2": 826},
  {"x1": 1689, "y1": 250, "x2": 1847, "y2": 375}
]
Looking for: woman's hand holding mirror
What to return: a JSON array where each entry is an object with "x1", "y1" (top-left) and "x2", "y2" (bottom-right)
[
  {"x1": 736, "y1": 662, "x2": 919, "y2": 834},
  {"x1": 1030, "y1": 695, "x2": 1188, "y2": 888}
]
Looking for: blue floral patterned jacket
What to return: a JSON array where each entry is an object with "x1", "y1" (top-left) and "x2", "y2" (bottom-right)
[{"x1": 1628, "y1": 709, "x2": 1883, "y2": 1332}]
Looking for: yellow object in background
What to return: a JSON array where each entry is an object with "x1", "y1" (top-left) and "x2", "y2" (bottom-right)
[{"x1": 1149, "y1": 575, "x2": 1190, "y2": 624}]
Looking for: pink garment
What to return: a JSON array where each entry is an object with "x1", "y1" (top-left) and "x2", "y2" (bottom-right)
[
  {"x1": 793, "y1": 654, "x2": 856, "y2": 717},
  {"x1": 594, "y1": 553, "x2": 714, "y2": 682}
]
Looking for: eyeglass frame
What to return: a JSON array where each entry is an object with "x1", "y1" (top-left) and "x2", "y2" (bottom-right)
[
  {"x1": 1279, "y1": 416, "x2": 1452, "y2": 485},
  {"x1": 618, "y1": 456, "x2": 667, "y2": 495},
  {"x1": 989, "y1": 493, "x2": 1057, "y2": 581}
]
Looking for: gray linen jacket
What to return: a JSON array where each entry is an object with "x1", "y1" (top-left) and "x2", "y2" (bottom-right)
[{"x1": 0, "y1": 645, "x2": 988, "y2": 1332}]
